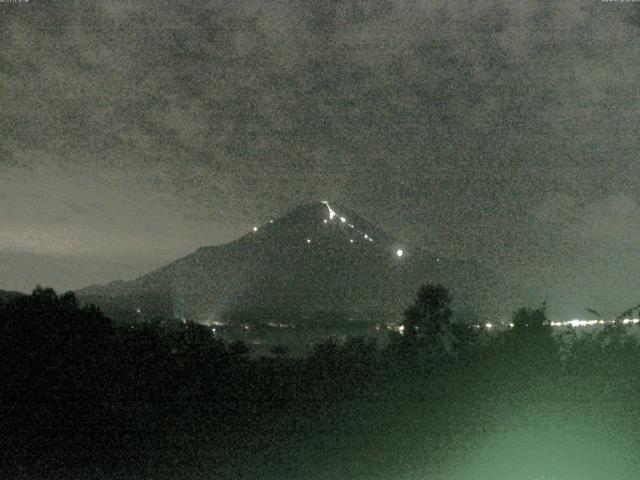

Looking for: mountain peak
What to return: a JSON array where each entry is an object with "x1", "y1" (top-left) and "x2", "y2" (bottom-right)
[{"x1": 243, "y1": 200, "x2": 392, "y2": 252}]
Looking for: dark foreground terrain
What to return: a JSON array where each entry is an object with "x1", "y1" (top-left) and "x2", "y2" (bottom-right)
[{"x1": 2, "y1": 288, "x2": 640, "y2": 480}]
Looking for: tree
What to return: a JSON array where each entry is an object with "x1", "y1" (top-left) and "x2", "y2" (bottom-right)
[
  {"x1": 59, "y1": 291, "x2": 79, "y2": 309},
  {"x1": 32, "y1": 285, "x2": 58, "y2": 304},
  {"x1": 399, "y1": 284, "x2": 458, "y2": 363},
  {"x1": 229, "y1": 340, "x2": 249, "y2": 356},
  {"x1": 508, "y1": 303, "x2": 557, "y2": 371},
  {"x1": 270, "y1": 344, "x2": 289, "y2": 357},
  {"x1": 403, "y1": 284, "x2": 453, "y2": 340},
  {"x1": 511, "y1": 303, "x2": 551, "y2": 336}
]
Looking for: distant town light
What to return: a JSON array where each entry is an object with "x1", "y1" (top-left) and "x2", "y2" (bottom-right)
[
  {"x1": 340, "y1": 217, "x2": 346, "y2": 223},
  {"x1": 485, "y1": 322, "x2": 493, "y2": 329},
  {"x1": 350, "y1": 239, "x2": 354, "y2": 243},
  {"x1": 396, "y1": 249, "x2": 404, "y2": 257},
  {"x1": 323, "y1": 219, "x2": 328, "y2": 224},
  {"x1": 306, "y1": 238, "x2": 311, "y2": 244},
  {"x1": 252, "y1": 226, "x2": 258, "y2": 232}
]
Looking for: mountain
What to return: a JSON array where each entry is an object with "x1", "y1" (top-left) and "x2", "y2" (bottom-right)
[{"x1": 77, "y1": 201, "x2": 506, "y2": 324}]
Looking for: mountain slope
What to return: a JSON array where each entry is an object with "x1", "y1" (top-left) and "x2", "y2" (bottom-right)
[{"x1": 77, "y1": 201, "x2": 505, "y2": 324}]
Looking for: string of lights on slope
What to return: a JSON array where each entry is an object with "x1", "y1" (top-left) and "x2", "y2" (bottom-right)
[
  {"x1": 320, "y1": 201, "x2": 382, "y2": 249},
  {"x1": 250, "y1": 201, "x2": 405, "y2": 258}
]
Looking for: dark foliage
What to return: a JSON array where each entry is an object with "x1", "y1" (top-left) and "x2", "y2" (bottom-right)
[{"x1": 3, "y1": 286, "x2": 640, "y2": 479}]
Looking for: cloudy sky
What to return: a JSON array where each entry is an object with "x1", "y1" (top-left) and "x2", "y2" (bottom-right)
[{"x1": 1, "y1": 0, "x2": 639, "y2": 318}]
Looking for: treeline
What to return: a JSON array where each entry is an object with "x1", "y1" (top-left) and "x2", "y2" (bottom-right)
[{"x1": 3, "y1": 285, "x2": 640, "y2": 479}]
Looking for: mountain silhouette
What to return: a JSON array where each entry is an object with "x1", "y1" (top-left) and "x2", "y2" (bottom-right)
[{"x1": 77, "y1": 201, "x2": 505, "y2": 324}]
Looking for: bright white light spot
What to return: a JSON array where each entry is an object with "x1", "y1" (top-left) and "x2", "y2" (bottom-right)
[
  {"x1": 396, "y1": 249, "x2": 404, "y2": 257},
  {"x1": 350, "y1": 239, "x2": 354, "y2": 243},
  {"x1": 550, "y1": 318, "x2": 611, "y2": 328},
  {"x1": 211, "y1": 327, "x2": 216, "y2": 333},
  {"x1": 135, "y1": 308, "x2": 141, "y2": 314},
  {"x1": 323, "y1": 219, "x2": 328, "y2": 224},
  {"x1": 364, "y1": 234, "x2": 368, "y2": 239},
  {"x1": 306, "y1": 238, "x2": 311, "y2": 244},
  {"x1": 485, "y1": 322, "x2": 493, "y2": 329},
  {"x1": 269, "y1": 220, "x2": 274, "y2": 224},
  {"x1": 321, "y1": 201, "x2": 336, "y2": 220},
  {"x1": 569, "y1": 319, "x2": 598, "y2": 327},
  {"x1": 621, "y1": 318, "x2": 639, "y2": 325},
  {"x1": 340, "y1": 217, "x2": 346, "y2": 223},
  {"x1": 349, "y1": 224, "x2": 355, "y2": 228},
  {"x1": 252, "y1": 226, "x2": 258, "y2": 232},
  {"x1": 398, "y1": 325, "x2": 405, "y2": 334}
]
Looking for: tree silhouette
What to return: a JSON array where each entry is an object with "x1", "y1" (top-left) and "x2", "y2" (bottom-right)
[
  {"x1": 511, "y1": 304, "x2": 551, "y2": 336},
  {"x1": 507, "y1": 303, "x2": 557, "y2": 373},
  {"x1": 270, "y1": 344, "x2": 289, "y2": 357},
  {"x1": 229, "y1": 340, "x2": 250, "y2": 356},
  {"x1": 399, "y1": 284, "x2": 457, "y2": 364},
  {"x1": 403, "y1": 284, "x2": 453, "y2": 339}
]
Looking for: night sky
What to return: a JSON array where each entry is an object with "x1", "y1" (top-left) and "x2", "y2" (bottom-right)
[{"x1": 1, "y1": 0, "x2": 639, "y2": 319}]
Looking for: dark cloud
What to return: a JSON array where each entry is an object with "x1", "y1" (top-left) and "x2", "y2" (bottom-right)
[{"x1": 1, "y1": 0, "x2": 639, "y2": 317}]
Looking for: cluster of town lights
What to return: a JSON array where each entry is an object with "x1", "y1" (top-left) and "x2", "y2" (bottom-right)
[
  {"x1": 550, "y1": 318, "x2": 640, "y2": 327},
  {"x1": 465, "y1": 318, "x2": 640, "y2": 330},
  {"x1": 394, "y1": 319, "x2": 640, "y2": 335}
]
